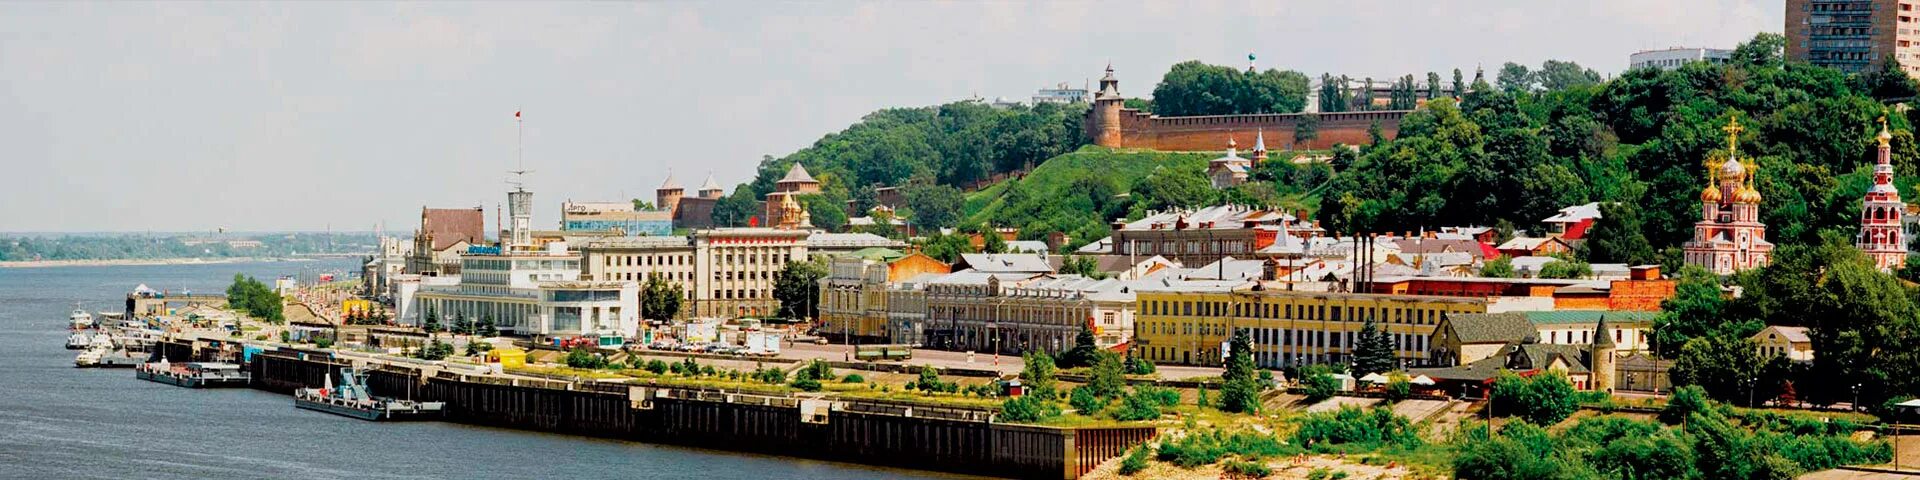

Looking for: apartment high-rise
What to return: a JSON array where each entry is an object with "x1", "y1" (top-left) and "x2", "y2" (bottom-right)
[{"x1": 1787, "y1": 0, "x2": 1920, "y2": 75}]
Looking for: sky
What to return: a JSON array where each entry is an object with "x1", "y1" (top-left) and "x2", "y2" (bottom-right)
[{"x1": 0, "y1": 1, "x2": 1781, "y2": 233}]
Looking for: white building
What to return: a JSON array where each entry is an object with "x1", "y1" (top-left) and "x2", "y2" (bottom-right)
[
  {"x1": 1032, "y1": 82, "x2": 1089, "y2": 104},
  {"x1": 1752, "y1": 325, "x2": 1814, "y2": 363},
  {"x1": 413, "y1": 243, "x2": 639, "y2": 344},
  {"x1": 576, "y1": 228, "x2": 809, "y2": 319},
  {"x1": 1629, "y1": 47, "x2": 1731, "y2": 71}
]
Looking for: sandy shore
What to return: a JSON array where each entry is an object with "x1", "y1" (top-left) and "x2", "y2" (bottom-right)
[{"x1": 0, "y1": 257, "x2": 309, "y2": 268}]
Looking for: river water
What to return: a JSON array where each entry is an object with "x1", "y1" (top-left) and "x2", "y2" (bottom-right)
[{"x1": 0, "y1": 260, "x2": 959, "y2": 479}]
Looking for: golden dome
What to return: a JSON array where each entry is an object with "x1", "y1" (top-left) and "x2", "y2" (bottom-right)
[
  {"x1": 1734, "y1": 186, "x2": 1763, "y2": 204},
  {"x1": 1717, "y1": 157, "x2": 1747, "y2": 182},
  {"x1": 1700, "y1": 184, "x2": 1723, "y2": 202}
]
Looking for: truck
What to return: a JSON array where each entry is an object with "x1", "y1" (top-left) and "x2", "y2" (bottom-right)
[
  {"x1": 854, "y1": 344, "x2": 913, "y2": 362},
  {"x1": 745, "y1": 330, "x2": 783, "y2": 356}
]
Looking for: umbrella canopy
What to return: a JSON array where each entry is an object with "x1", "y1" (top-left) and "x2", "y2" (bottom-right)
[
  {"x1": 1359, "y1": 372, "x2": 1389, "y2": 384},
  {"x1": 1410, "y1": 375, "x2": 1436, "y2": 385}
]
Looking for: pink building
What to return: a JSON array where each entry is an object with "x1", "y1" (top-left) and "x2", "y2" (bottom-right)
[
  {"x1": 1858, "y1": 117, "x2": 1906, "y2": 272},
  {"x1": 1682, "y1": 117, "x2": 1773, "y2": 275}
]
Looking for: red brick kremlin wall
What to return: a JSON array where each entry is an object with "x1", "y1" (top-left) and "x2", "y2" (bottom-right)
[{"x1": 1087, "y1": 107, "x2": 1409, "y2": 151}]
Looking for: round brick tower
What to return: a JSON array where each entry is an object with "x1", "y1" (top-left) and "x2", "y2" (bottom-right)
[{"x1": 1091, "y1": 63, "x2": 1124, "y2": 147}]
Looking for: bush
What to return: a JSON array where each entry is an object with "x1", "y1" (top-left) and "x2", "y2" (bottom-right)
[
  {"x1": 790, "y1": 377, "x2": 822, "y2": 392},
  {"x1": 314, "y1": 337, "x2": 333, "y2": 349},
  {"x1": 1000, "y1": 395, "x2": 1062, "y2": 423},
  {"x1": 564, "y1": 348, "x2": 608, "y2": 369},
  {"x1": 842, "y1": 373, "x2": 865, "y2": 384},
  {"x1": 1661, "y1": 385, "x2": 1711, "y2": 424},
  {"x1": 1291, "y1": 405, "x2": 1420, "y2": 448},
  {"x1": 798, "y1": 360, "x2": 836, "y2": 382},
  {"x1": 1070, "y1": 385, "x2": 1109, "y2": 414},
  {"x1": 1223, "y1": 459, "x2": 1271, "y2": 478},
  {"x1": 1157, "y1": 428, "x2": 1295, "y2": 468},
  {"x1": 1490, "y1": 370, "x2": 1579, "y2": 426},
  {"x1": 1118, "y1": 444, "x2": 1152, "y2": 476},
  {"x1": 752, "y1": 366, "x2": 787, "y2": 384},
  {"x1": 1305, "y1": 468, "x2": 1331, "y2": 480},
  {"x1": 1385, "y1": 377, "x2": 1411, "y2": 402},
  {"x1": 1300, "y1": 365, "x2": 1340, "y2": 403},
  {"x1": 1112, "y1": 389, "x2": 1164, "y2": 421},
  {"x1": 643, "y1": 359, "x2": 669, "y2": 374}
]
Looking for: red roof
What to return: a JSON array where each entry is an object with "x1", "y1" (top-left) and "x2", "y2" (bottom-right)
[{"x1": 421, "y1": 207, "x2": 485, "y2": 251}]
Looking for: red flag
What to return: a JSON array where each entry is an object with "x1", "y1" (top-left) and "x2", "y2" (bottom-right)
[
  {"x1": 514, "y1": 111, "x2": 521, "y2": 118},
  {"x1": 748, "y1": 216, "x2": 759, "y2": 227}
]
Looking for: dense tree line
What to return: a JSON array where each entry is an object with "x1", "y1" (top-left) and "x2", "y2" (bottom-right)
[
  {"x1": 1321, "y1": 33, "x2": 1920, "y2": 269},
  {"x1": 712, "y1": 101, "x2": 1086, "y2": 230},
  {"x1": 225, "y1": 273, "x2": 284, "y2": 323},
  {"x1": 1151, "y1": 60, "x2": 1311, "y2": 116}
]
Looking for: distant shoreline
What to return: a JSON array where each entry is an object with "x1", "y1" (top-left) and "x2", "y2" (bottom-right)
[{"x1": 0, "y1": 257, "x2": 318, "y2": 269}]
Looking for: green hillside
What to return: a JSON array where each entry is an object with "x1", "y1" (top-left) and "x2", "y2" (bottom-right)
[{"x1": 965, "y1": 146, "x2": 1212, "y2": 220}]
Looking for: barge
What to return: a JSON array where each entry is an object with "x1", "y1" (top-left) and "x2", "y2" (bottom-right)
[{"x1": 294, "y1": 368, "x2": 443, "y2": 421}]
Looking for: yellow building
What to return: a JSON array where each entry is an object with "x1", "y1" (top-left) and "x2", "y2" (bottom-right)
[
  {"x1": 1134, "y1": 285, "x2": 1488, "y2": 368},
  {"x1": 487, "y1": 347, "x2": 528, "y2": 368}
]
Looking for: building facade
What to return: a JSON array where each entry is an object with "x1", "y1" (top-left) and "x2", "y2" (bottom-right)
[
  {"x1": 577, "y1": 228, "x2": 809, "y2": 319},
  {"x1": 1786, "y1": 0, "x2": 1920, "y2": 76},
  {"x1": 1628, "y1": 47, "x2": 1732, "y2": 70},
  {"x1": 1134, "y1": 286, "x2": 1489, "y2": 368},
  {"x1": 817, "y1": 251, "x2": 952, "y2": 344},
  {"x1": 413, "y1": 246, "x2": 640, "y2": 341},
  {"x1": 1683, "y1": 118, "x2": 1774, "y2": 275},
  {"x1": 1106, "y1": 205, "x2": 1311, "y2": 266},
  {"x1": 922, "y1": 273, "x2": 1136, "y2": 355},
  {"x1": 1860, "y1": 119, "x2": 1907, "y2": 271},
  {"x1": 656, "y1": 173, "x2": 726, "y2": 230}
]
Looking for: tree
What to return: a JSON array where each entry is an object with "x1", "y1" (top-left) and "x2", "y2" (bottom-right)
[
  {"x1": 1087, "y1": 350, "x2": 1127, "y2": 399},
  {"x1": 1300, "y1": 364, "x2": 1340, "y2": 403},
  {"x1": 423, "y1": 306, "x2": 441, "y2": 333},
  {"x1": 641, "y1": 274, "x2": 684, "y2": 321},
  {"x1": 1318, "y1": 74, "x2": 1349, "y2": 113},
  {"x1": 1059, "y1": 255, "x2": 1105, "y2": 279},
  {"x1": 1535, "y1": 60, "x2": 1602, "y2": 91},
  {"x1": 1022, "y1": 352, "x2": 1059, "y2": 400},
  {"x1": 916, "y1": 232, "x2": 974, "y2": 264},
  {"x1": 904, "y1": 184, "x2": 965, "y2": 230},
  {"x1": 1536, "y1": 259, "x2": 1593, "y2": 279},
  {"x1": 710, "y1": 187, "x2": 760, "y2": 227},
  {"x1": 772, "y1": 260, "x2": 826, "y2": 320},
  {"x1": 1219, "y1": 329, "x2": 1261, "y2": 413},
  {"x1": 451, "y1": 313, "x2": 470, "y2": 335},
  {"x1": 225, "y1": 274, "x2": 284, "y2": 323},
  {"x1": 1451, "y1": 68, "x2": 1465, "y2": 99},
  {"x1": 478, "y1": 314, "x2": 498, "y2": 338},
  {"x1": 1057, "y1": 324, "x2": 1101, "y2": 368},
  {"x1": 1352, "y1": 317, "x2": 1396, "y2": 377},
  {"x1": 1496, "y1": 62, "x2": 1535, "y2": 93},
  {"x1": 1426, "y1": 72, "x2": 1442, "y2": 100},
  {"x1": 1000, "y1": 395, "x2": 1061, "y2": 422},
  {"x1": 1652, "y1": 266, "x2": 1728, "y2": 355},
  {"x1": 1294, "y1": 112, "x2": 1320, "y2": 150},
  {"x1": 1668, "y1": 334, "x2": 1764, "y2": 403},
  {"x1": 1481, "y1": 255, "x2": 1515, "y2": 278},
  {"x1": 980, "y1": 231, "x2": 1008, "y2": 254},
  {"x1": 1580, "y1": 202, "x2": 1656, "y2": 265},
  {"x1": 1731, "y1": 32, "x2": 1785, "y2": 67},
  {"x1": 1151, "y1": 60, "x2": 1309, "y2": 116},
  {"x1": 1856, "y1": 55, "x2": 1920, "y2": 100},
  {"x1": 1490, "y1": 370, "x2": 1579, "y2": 426}
]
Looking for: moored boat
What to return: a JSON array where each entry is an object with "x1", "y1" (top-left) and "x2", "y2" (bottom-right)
[
  {"x1": 135, "y1": 359, "x2": 249, "y2": 388},
  {"x1": 65, "y1": 332, "x2": 91, "y2": 350},
  {"x1": 68, "y1": 306, "x2": 93, "y2": 330},
  {"x1": 293, "y1": 368, "x2": 443, "y2": 421}
]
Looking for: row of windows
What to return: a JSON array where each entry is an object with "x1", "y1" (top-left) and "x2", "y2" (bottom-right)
[{"x1": 1141, "y1": 298, "x2": 1455, "y2": 326}]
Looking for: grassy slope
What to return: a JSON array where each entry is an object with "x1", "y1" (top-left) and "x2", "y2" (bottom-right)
[{"x1": 964, "y1": 146, "x2": 1217, "y2": 222}]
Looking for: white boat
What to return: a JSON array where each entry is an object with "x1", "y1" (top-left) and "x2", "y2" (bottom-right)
[
  {"x1": 75, "y1": 345, "x2": 106, "y2": 367},
  {"x1": 68, "y1": 307, "x2": 93, "y2": 330},
  {"x1": 65, "y1": 332, "x2": 91, "y2": 350},
  {"x1": 88, "y1": 333, "x2": 113, "y2": 350}
]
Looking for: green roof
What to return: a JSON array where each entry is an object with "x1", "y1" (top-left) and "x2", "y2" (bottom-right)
[
  {"x1": 1521, "y1": 310, "x2": 1657, "y2": 326},
  {"x1": 846, "y1": 247, "x2": 906, "y2": 261}
]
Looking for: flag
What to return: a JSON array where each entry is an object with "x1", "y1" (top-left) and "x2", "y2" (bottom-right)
[
  {"x1": 514, "y1": 110, "x2": 521, "y2": 118},
  {"x1": 748, "y1": 216, "x2": 759, "y2": 227}
]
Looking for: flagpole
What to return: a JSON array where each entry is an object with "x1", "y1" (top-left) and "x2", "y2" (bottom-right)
[{"x1": 516, "y1": 108, "x2": 524, "y2": 172}]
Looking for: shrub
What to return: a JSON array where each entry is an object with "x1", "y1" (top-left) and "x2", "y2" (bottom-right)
[
  {"x1": 1118, "y1": 444, "x2": 1152, "y2": 475},
  {"x1": 1291, "y1": 405, "x2": 1420, "y2": 448},
  {"x1": 1070, "y1": 385, "x2": 1109, "y2": 414},
  {"x1": 790, "y1": 377, "x2": 822, "y2": 392},
  {"x1": 1385, "y1": 377, "x2": 1411, "y2": 402},
  {"x1": 1223, "y1": 459, "x2": 1272, "y2": 478},
  {"x1": 1112, "y1": 389, "x2": 1164, "y2": 421},
  {"x1": 1000, "y1": 395, "x2": 1061, "y2": 423},
  {"x1": 1305, "y1": 468, "x2": 1331, "y2": 480},
  {"x1": 1328, "y1": 471, "x2": 1348, "y2": 480},
  {"x1": 1300, "y1": 365, "x2": 1340, "y2": 403},
  {"x1": 314, "y1": 337, "x2": 333, "y2": 349},
  {"x1": 1023, "y1": 352, "x2": 1059, "y2": 399},
  {"x1": 842, "y1": 373, "x2": 865, "y2": 383},
  {"x1": 752, "y1": 366, "x2": 787, "y2": 384},
  {"x1": 643, "y1": 359, "x2": 669, "y2": 374},
  {"x1": 798, "y1": 360, "x2": 836, "y2": 382},
  {"x1": 1490, "y1": 370, "x2": 1579, "y2": 426},
  {"x1": 564, "y1": 348, "x2": 608, "y2": 369},
  {"x1": 1156, "y1": 428, "x2": 1295, "y2": 468}
]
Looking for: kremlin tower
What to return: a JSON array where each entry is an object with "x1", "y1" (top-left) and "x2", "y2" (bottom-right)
[
  {"x1": 1682, "y1": 116, "x2": 1774, "y2": 275},
  {"x1": 1857, "y1": 115, "x2": 1906, "y2": 272}
]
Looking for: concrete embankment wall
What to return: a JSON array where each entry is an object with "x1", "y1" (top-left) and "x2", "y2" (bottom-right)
[{"x1": 216, "y1": 344, "x2": 1152, "y2": 479}]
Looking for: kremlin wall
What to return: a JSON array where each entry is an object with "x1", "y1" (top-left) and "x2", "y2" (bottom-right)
[{"x1": 1084, "y1": 65, "x2": 1409, "y2": 151}]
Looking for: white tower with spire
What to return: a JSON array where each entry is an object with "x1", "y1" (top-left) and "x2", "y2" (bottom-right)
[{"x1": 1858, "y1": 114, "x2": 1906, "y2": 272}]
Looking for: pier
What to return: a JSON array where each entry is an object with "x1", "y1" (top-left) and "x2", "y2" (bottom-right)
[{"x1": 157, "y1": 338, "x2": 1156, "y2": 479}]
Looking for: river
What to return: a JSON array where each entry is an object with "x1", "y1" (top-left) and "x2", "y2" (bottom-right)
[{"x1": 0, "y1": 260, "x2": 962, "y2": 479}]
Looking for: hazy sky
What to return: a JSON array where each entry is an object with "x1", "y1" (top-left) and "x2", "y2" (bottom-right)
[{"x1": 0, "y1": 1, "x2": 1779, "y2": 233}]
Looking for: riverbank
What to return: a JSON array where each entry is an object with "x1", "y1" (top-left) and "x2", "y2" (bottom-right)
[{"x1": 0, "y1": 257, "x2": 312, "y2": 268}]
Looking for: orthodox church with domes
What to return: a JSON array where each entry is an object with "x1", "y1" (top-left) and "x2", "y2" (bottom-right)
[{"x1": 1682, "y1": 116, "x2": 1774, "y2": 275}]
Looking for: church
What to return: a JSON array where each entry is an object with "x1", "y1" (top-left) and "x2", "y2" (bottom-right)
[
  {"x1": 1857, "y1": 116, "x2": 1906, "y2": 272},
  {"x1": 1682, "y1": 117, "x2": 1774, "y2": 275}
]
